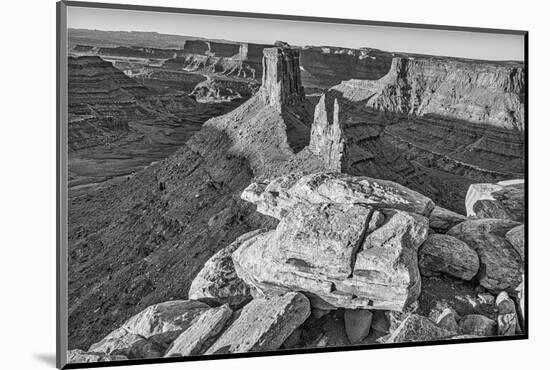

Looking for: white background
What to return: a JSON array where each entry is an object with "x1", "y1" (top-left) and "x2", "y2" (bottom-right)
[{"x1": 0, "y1": 0, "x2": 546, "y2": 368}]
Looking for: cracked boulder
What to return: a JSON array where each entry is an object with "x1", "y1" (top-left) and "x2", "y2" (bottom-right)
[
  {"x1": 233, "y1": 202, "x2": 429, "y2": 311},
  {"x1": 241, "y1": 172, "x2": 435, "y2": 220}
]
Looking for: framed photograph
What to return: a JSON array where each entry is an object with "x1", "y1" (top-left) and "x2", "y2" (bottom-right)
[{"x1": 57, "y1": 1, "x2": 527, "y2": 368}]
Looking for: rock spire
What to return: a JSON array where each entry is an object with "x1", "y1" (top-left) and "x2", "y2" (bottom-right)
[{"x1": 259, "y1": 47, "x2": 305, "y2": 110}]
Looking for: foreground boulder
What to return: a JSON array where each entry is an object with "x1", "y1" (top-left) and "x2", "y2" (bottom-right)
[
  {"x1": 385, "y1": 314, "x2": 455, "y2": 343},
  {"x1": 110, "y1": 337, "x2": 166, "y2": 359},
  {"x1": 89, "y1": 300, "x2": 211, "y2": 354},
  {"x1": 465, "y1": 180, "x2": 524, "y2": 222},
  {"x1": 67, "y1": 349, "x2": 127, "y2": 363},
  {"x1": 505, "y1": 225, "x2": 525, "y2": 262},
  {"x1": 165, "y1": 305, "x2": 233, "y2": 357},
  {"x1": 189, "y1": 230, "x2": 267, "y2": 309},
  {"x1": 344, "y1": 309, "x2": 373, "y2": 344},
  {"x1": 447, "y1": 219, "x2": 522, "y2": 292},
  {"x1": 435, "y1": 308, "x2": 460, "y2": 333},
  {"x1": 428, "y1": 206, "x2": 468, "y2": 233},
  {"x1": 241, "y1": 172, "x2": 435, "y2": 219},
  {"x1": 459, "y1": 314, "x2": 497, "y2": 337},
  {"x1": 233, "y1": 205, "x2": 428, "y2": 311},
  {"x1": 515, "y1": 275, "x2": 525, "y2": 331},
  {"x1": 418, "y1": 234, "x2": 479, "y2": 280},
  {"x1": 205, "y1": 292, "x2": 310, "y2": 354},
  {"x1": 496, "y1": 292, "x2": 520, "y2": 336}
]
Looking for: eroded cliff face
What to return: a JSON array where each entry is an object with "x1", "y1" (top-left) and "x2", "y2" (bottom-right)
[
  {"x1": 259, "y1": 48, "x2": 305, "y2": 109},
  {"x1": 307, "y1": 56, "x2": 524, "y2": 212},
  {"x1": 299, "y1": 46, "x2": 395, "y2": 88},
  {"x1": 332, "y1": 57, "x2": 525, "y2": 131},
  {"x1": 70, "y1": 31, "x2": 398, "y2": 90}
]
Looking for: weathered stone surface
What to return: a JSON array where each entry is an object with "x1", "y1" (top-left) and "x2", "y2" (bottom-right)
[
  {"x1": 465, "y1": 180, "x2": 524, "y2": 222},
  {"x1": 496, "y1": 292, "x2": 519, "y2": 336},
  {"x1": 386, "y1": 314, "x2": 454, "y2": 343},
  {"x1": 88, "y1": 328, "x2": 144, "y2": 354},
  {"x1": 189, "y1": 230, "x2": 267, "y2": 308},
  {"x1": 205, "y1": 292, "x2": 310, "y2": 354},
  {"x1": 67, "y1": 349, "x2": 127, "y2": 364},
  {"x1": 447, "y1": 219, "x2": 522, "y2": 292},
  {"x1": 241, "y1": 172, "x2": 435, "y2": 220},
  {"x1": 435, "y1": 308, "x2": 460, "y2": 333},
  {"x1": 299, "y1": 309, "x2": 352, "y2": 348},
  {"x1": 111, "y1": 337, "x2": 166, "y2": 359},
  {"x1": 428, "y1": 206, "x2": 467, "y2": 233},
  {"x1": 505, "y1": 225, "x2": 525, "y2": 262},
  {"x1": 460, "y1": 314, "x2": 497, "y2": 337},
  {"x1": 311, "y1": 308, "x2": 331, "y2": 319},
  {"x1": 281, "y1": 328, "x2": 303, "y2": 349},
  {"x1": 89, "y1": 300, "x2": 211, "y2": 354},
  {"x1": 417, "y1": 275, "x2": 497, "y2": 323},
  {"x1": 344, "y1": 309, "x2": 373, "y2": 344},
  {"x1": 515, "y1": 275, "x2": 525, "y2": 331},
  {"x1": 233, "y1": 206, "x2": 429, "y2": 311},
  {"x1": 165, "y1": 305, "x2": 233, "y2": 357},
  {"x1": 272, "y1": 203, "x2": 374, "y2": 278},
  {"x1": 122, "y1": 300, "x2": 211, "y2": 339},
  {"x1": 418, "y1": 234, "x2": 479, "y2": 280}
]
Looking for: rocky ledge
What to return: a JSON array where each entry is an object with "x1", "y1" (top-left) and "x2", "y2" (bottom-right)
[{"x1": 68, "y1": 172, "x2": 524, "y2": 363}]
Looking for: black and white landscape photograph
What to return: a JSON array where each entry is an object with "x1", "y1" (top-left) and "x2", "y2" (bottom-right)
[{"x1": 62, "y1": 4, "x2": 526, "y2": 366}]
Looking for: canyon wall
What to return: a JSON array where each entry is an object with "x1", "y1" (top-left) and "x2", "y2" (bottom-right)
[
  {"x1": 69, "y1": 31, "x2": 398, "y2": 89},
  {"x1": 332, "y1": 57, "x2": 525, "y2": 131},
  {"x1": 307, "y1": 56, "x2": 524, "y2": 212}
]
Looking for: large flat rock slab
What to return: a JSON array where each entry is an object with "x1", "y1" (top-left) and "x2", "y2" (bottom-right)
[
  {"x1": 205, "y1": 292, "x2": 310, "y2": 354},
  {"x1": 89, "y1": 300, "x2": 211, "y2": 354},
  {"x1": 165, "y1": 305, "x2": 233, "y2": 357},
  {"x1": 241, "y1": 172, "x2": 435, "y2": 219}
]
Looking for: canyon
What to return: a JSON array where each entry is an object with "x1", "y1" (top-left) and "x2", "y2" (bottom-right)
[{"x1": 66, "y1": 29, "x2": 525, "y2": 360}]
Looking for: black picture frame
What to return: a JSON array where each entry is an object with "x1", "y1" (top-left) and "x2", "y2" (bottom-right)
[{"x1": 56, "y1": 1, "x2": 529, "y2": 368}]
